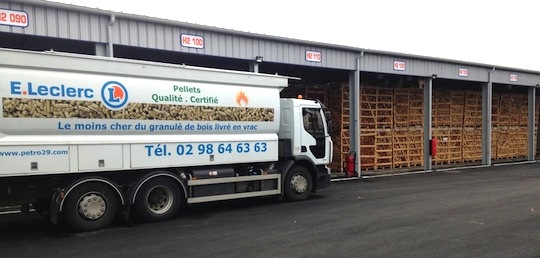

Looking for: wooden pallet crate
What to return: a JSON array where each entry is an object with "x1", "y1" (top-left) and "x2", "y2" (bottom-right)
[
  {"x1": 450, "y1": 90, "x2": 465, "y2": 127},
  {"x1": 463, "y1": 90, "x2": 482, "y2": 128},
  {"x1": 516, "y1": 94, "x2": 529, "y2": 127},
  {"x1": 360, "y1": 86, "x2": 394, "y2": 129},
  {"x1": 536, "y1": 100, "x2": 540, "y2": 156},
  {"x1": 359, "y1": 129, "x2": 394, "y2": 170},
  {"x1": 433, "y1": 88, "x2": 452, "y2": 127},
  {"x1": 392, "y1": 128, "x2": 424, "y2": 168},
  {"x1": 462, "y1": 127, "x2": 482, "y2": 162},
  {"x1": 327, "y1": 83, "x2": 349, "y2": 173},
  {"x1": 491, "y1": 93, "x2": 500, "y2": 127},
  {"x1": 408, "y1": 89, "x2": 424, "y2": 127},
  {"x1": 375, "y1": 129, "x2": 393, "y2": 169},
  {"x1": 394, "y1": 88, "x2": 423, "y2": 128},
  {"x1": 394, "y1": 89, "x2": 410, "y2": 128},
  {"x1": 495, "y1": 127, "x2": 528, "y2": 159},
  {"x1": 498, "y1": 93, "x2": 511, "y2": 126},
  {"x1": 432, "y1": 128, "x2": 463, "y2": 164},
  {"x1": 491, "y1": 129, "x2": 497, "y2": 159},
  {"x1": 492, "y1": 92, "x2": 530, "y2": 160},
  {"x1": 512, "y1": 94, "x2": 525, "y2": 127},
  {"x1": 360, "y1": 129, "x2": 376, "y2": 170},
  {"x1": 511, "y1": 127, "x2": 528, "y2": 158}
]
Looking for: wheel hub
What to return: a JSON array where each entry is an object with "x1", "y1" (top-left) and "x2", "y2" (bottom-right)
[
  {"x1": 147, "y1": 186, "x2": 173, "y2": 214},
  {"x1": 291, "y1": 174, "x2": 308, "y2": 194},
  {"x1": 79, "y1": 193, "x2": 106, "y2": 220}
]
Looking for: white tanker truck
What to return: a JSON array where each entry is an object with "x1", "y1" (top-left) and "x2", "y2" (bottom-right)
[{"x1": 0, "y1": 48, "x2": 333, "y2": 231}]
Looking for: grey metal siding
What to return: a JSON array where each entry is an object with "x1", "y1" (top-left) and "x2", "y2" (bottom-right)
[
  {"x1": 128, "y1": 20, "x2": 138, "y2": 46},
  {"x1": 147, "y1": 23, "x2": 156, "y2": 49},
  {"x1": 137, "y1": 21, "x2": 148, "y2": 48},
  {"x1": 3, "y1": 0, "x2": 540, "y2": 83},
  {"x1": 492, "y1": 69, "x2": 540, "y2": 86},
  {"x1": 57, "y1": 9, "x2": 68, "y2": 38},
  {"x1": 163, "y1": 25, "x2": 174, "y2": 50},
  {"x1": 68, "y1": 11, "x2": 79, "y2": 39},
  {"x1": 361, "y1": 54, "x2": 491, "y2": 82},
  {"x1": 1, "y1": 2, "x2": 107, "y2": 42}
]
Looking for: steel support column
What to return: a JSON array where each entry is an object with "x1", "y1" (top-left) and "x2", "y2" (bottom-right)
[
  {"x1": 528, "y1": 87, "x2": 536, "y2": 160},
  {"x1": 481, "y1": 79, "x2": 492, "y2": 165},
  {"x1": 351, "y1": 53, "x2": 362, "y2": 177},
  {"x1": 423, "y1": 78, "x2": 433, "y2": 171}
]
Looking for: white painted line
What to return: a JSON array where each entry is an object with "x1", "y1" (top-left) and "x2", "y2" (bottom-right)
[
  {"x1": 493, "y1": 160, "x2": 538, "y2": 167},
  {"x1": 331, "y1": 160, "x2": 540, "y2": 182}
]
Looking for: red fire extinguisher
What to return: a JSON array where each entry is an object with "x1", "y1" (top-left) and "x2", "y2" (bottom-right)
[
  {"x1": 344, "y1": 151, "x2": 356, "y2": 177},
  {"x1": 430, "y1": 137, "x2": 437, "y2": 156}
]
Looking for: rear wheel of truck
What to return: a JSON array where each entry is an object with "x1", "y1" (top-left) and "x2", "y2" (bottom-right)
[
  {"x1": 284, "y1": 166, "x2": 313, "y2": 202},
  {"x1": 63, "y1": 183, "x2": 119, "y2": 232},
  {"x1": 134, "y1": 177, "x2": 182, "y2": 222}
]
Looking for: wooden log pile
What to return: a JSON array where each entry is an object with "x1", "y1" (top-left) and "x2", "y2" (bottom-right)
[
  {"x1": 285, "y1": 82, "x2": 537, "y2": 174},
  {"x1": 492, "y1": 93, "x2": 529, "y2": 160},
  {"x1": 432, "y1": 128, "x2": 462, "y2": 165},
  {"x1": 392, "y1": 128, "x2": 424, "y2": 168},
  {"x1": 327, "y1": 83, "x2": 350, "y2": 172},
  {"x1": 359, "y1": 87, "x2": 394, "y2": 170}
]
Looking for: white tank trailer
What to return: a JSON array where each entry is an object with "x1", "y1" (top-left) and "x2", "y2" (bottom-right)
[{"x1": 0, "y1": 48, "x2": 333, "y2": 231}]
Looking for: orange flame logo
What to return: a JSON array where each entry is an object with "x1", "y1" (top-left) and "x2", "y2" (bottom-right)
[{"x1": 236, "y1": 90, "x2": 249, "y2": 106}]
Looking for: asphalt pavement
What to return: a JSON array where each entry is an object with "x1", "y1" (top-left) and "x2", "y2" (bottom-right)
[{"x1": 1, "y1": 163, "x2": 539, "y2": 258}]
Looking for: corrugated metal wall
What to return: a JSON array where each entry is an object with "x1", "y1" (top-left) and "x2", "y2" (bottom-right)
[
  {"x1": 2, "y1": 0, "x2": 540, "y2": 85},
  {"x1": 0, "y1": 1, "x2": 108, "y2": 42},
  {"x1": 113, "y1": 17, "x2": 359, "y2": 69},
  {"x1": 492, "y1": 69, "x2": 540, "y2": 86},
  {"x1": 361, "y1": 54, "x2": 491, "y2": 82}
]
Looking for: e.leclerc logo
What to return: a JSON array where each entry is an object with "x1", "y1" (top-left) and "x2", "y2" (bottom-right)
[{"x1": 101, "y1": 81, "x2": 128, "y2": 110}]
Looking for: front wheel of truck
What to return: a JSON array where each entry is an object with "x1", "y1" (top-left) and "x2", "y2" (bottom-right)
[{"x1": 284, "y1": 166, "x2": 313, "y2": 202}]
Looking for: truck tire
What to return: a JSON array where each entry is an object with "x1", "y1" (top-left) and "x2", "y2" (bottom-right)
[
  {"x1": 63, "y1": 182, "x2": 119, "y2": 232},
  {"x1": 134, "y1": 177, "x2": 182, "y2": 222},
  {"x1": 284, "y1": 166, "x2": 313, "y2": 202}
]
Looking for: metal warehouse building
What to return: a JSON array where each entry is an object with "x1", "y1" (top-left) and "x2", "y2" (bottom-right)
[{"x1": 2, "y1": 0, "x2": 540, "y2": 177}]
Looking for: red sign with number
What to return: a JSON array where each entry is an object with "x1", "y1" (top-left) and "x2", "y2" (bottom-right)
[
  {"x1": 510, "y1": 74, "x2": 518, "y2": 82},
  {"x1": 0, "y1": 8, "x2": 28, "y2": 27},
  {"x1": 181, "y1": 34, "x2": 204, "y2": 49},
  {"x1": 393, "y1": 61, "x2": 406, "y2": 71},
  {"x1": 305, "y1": 51, "x2": 322, "y2": 62},
  {"x1": 458, "y1": 68, "x2": 469, "y2": 77}
]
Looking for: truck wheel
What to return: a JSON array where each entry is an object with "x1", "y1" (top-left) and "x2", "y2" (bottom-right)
[
  {"x1": 63, "y1": 183, "x2": 119, "y2": 232},
  {"x1": 284, "y1": 166, "x2": 313, "y2": 202},
  {"x1": 135, "y1": 177, "x2": 182, "y2": 222}
]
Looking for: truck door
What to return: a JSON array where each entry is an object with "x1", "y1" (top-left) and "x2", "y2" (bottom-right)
[{"x1": 301, "y1": 107, "x2": 329, "y2": 163}]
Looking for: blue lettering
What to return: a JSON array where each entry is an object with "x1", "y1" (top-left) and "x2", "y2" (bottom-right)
[
  {"x1": 107, "y1": 88, "x2": 119, "y2": 102},
  {"x1": 66, "y1": 87, "x2": 76, "y2": 97},
  {"x1": 27, "y1": 82, "x2": 38, "y2": 95},
  {"x1": 61, "y1": 84, "x2": 66, "y2": 97},
  {"x1": 10, "y1": 81, "x2": 22, "y2": 94},
  {"x1": 84, "y1": 89, "x2": 93, "y2": 98},
  {"x1": 50, "y1": 86, "x2": 60, "y2": 96},
  {"x1": 144, "y1": 145, "x2": 153, "y2": 156},
  {"x1": 37, "y1": 85, "x2": 48, "y2": 95},
  {"x1": 9, "y1": 81, "x2": 94, "y2": 99}
]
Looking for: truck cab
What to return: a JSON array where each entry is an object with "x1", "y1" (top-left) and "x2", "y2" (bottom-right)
[{"x1": 278, "y1": 98, "x2": 333, "y2": 193}]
